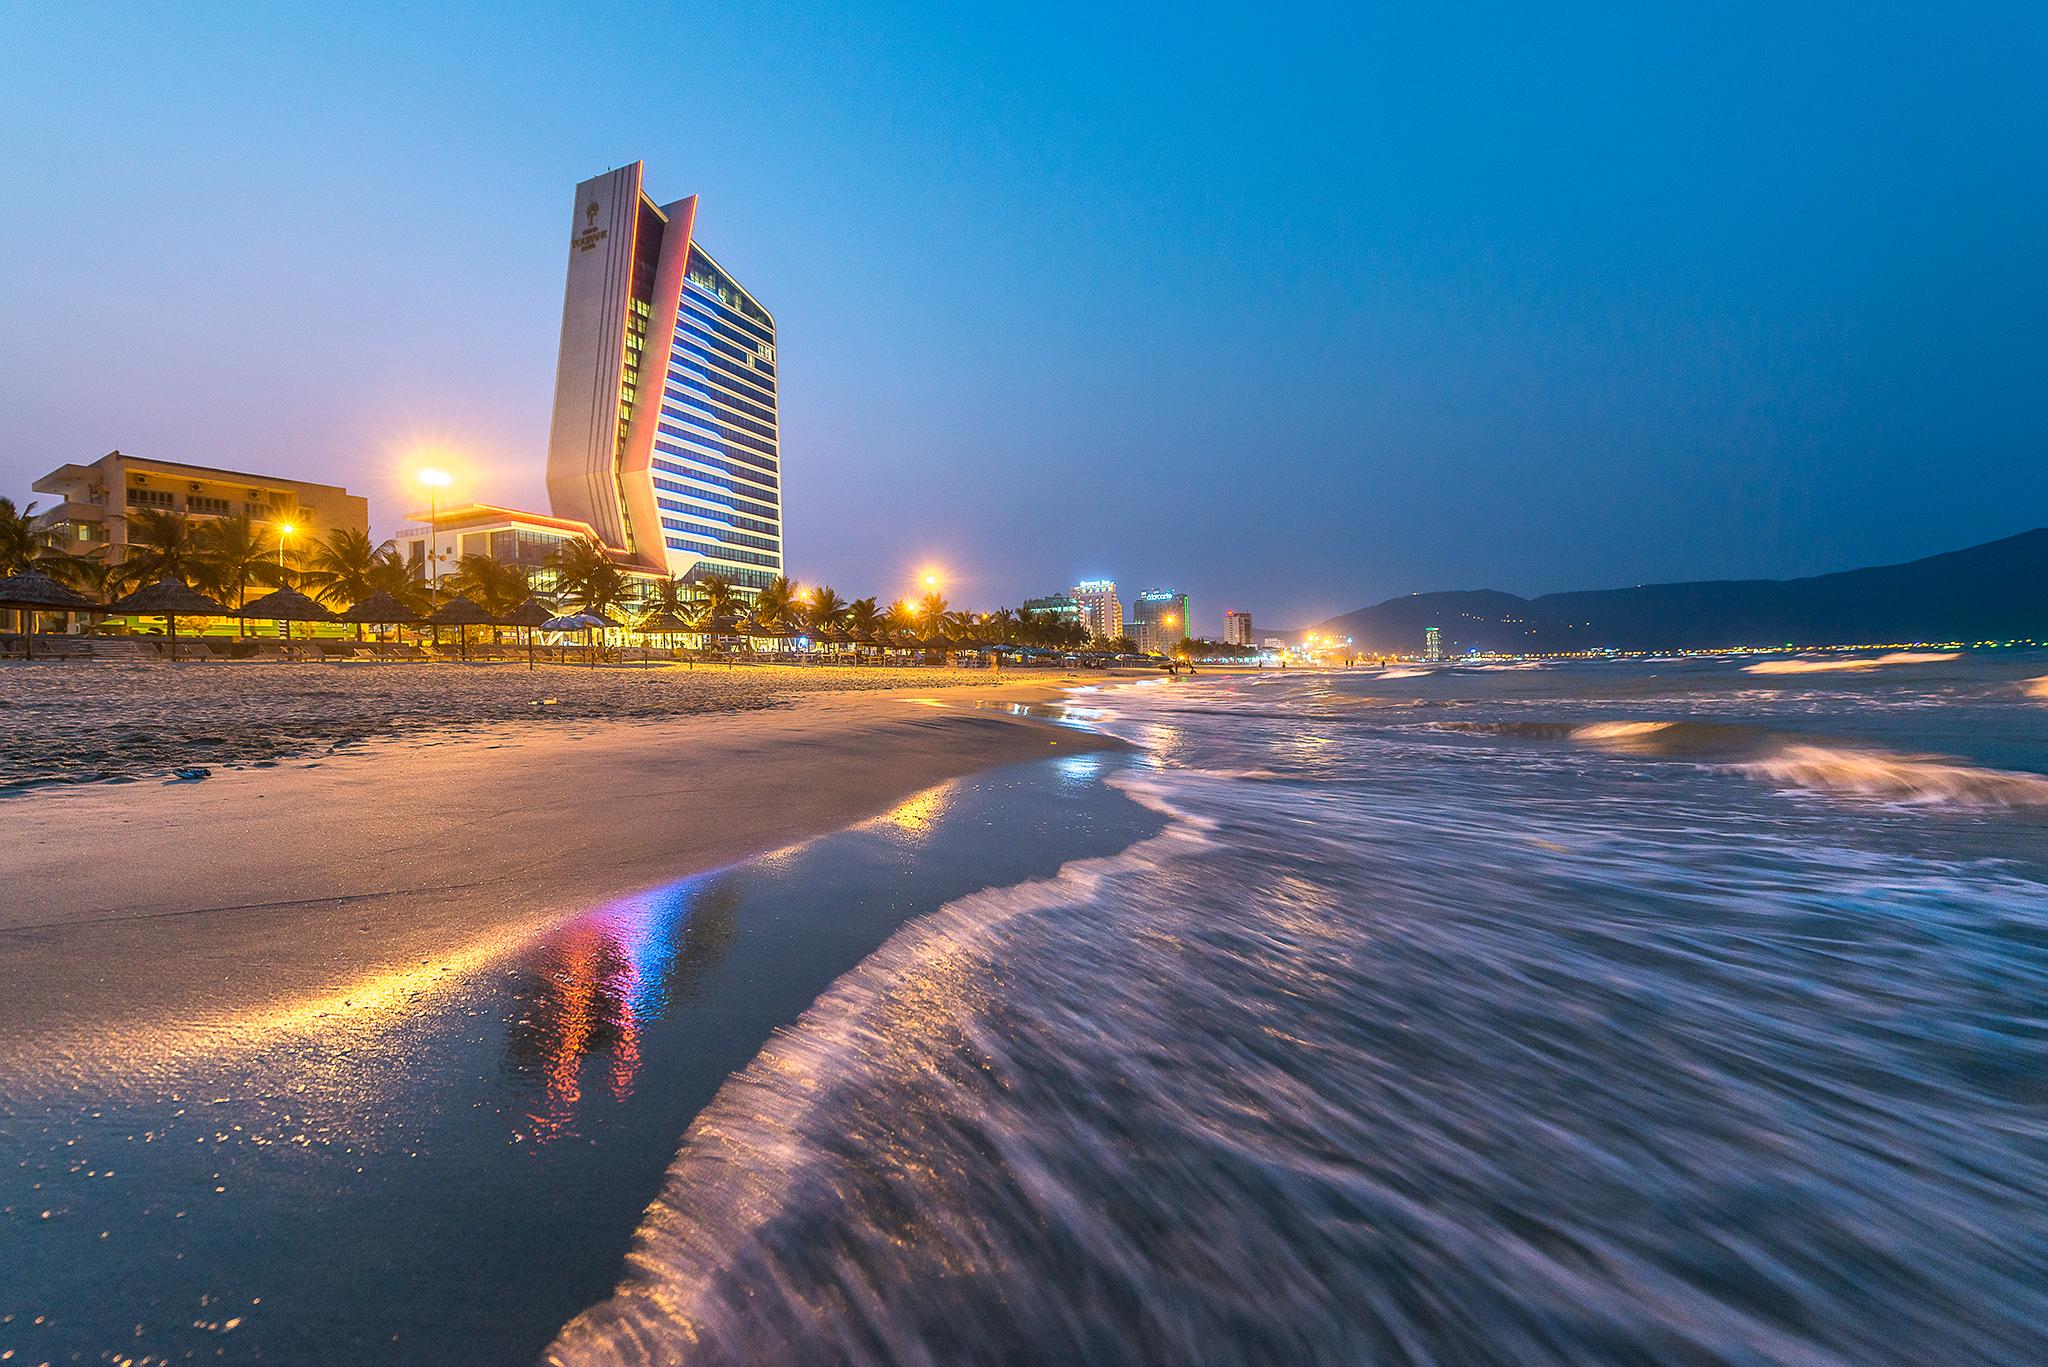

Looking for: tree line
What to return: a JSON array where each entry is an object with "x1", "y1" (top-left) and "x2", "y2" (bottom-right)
[{"x1": 2, "y1": 508, "x2": 1166, "y2": 651}]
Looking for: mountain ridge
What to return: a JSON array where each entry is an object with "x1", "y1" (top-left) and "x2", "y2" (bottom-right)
[{"x1": 1310, "y1": 528, "x2": 2048, "y2": 653}]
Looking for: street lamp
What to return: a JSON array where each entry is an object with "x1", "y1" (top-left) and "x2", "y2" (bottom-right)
[
  {"x1": 418, "y1": 468, "x2": 452, "y2": 585},
  {"x1": 277, "y1": 521, "x2": 296, "y2": 580}
]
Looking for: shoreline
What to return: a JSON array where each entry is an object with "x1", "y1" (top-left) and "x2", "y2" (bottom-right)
[
  {"x1": 0, "y1": 720, "x2": 1167, "y2": 1365},
  {"x1": 0, "y1": 660, "x2": 1157, "y2": 793},
  {"x1": 0, "y1": 676, "x2": 1123, "y2": 1074}
]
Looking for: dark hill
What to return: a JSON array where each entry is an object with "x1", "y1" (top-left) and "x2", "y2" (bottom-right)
[{"x1": 1313, "y1": 528, "x2": 2048, "y2": 653}]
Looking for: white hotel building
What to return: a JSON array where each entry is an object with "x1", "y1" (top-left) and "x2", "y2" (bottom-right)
[{"x1": 396, "y1": 161, "x2": 782, "y2": 599}]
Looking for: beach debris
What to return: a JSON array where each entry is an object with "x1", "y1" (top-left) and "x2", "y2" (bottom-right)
[
  {"x1": 531, "y1": 697, "x2": 559, "y2": 706},
  {"x1": 168, "y1": 767, "x2": 212, "y2": 782}
]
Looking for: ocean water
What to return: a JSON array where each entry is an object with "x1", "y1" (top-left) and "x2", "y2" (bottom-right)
[
  {"x1": 550, "y1": 653, "x2": 2048, "y2": 1366},
  {"x1": 0, "y1": 752, "x2": 1161, "y2": 1365}
]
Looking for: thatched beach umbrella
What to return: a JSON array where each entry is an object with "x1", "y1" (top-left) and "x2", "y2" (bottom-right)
[
  {"x1": 636, "y1": 608, "x2": 692, "y2": 635},
  {"x1": 0, "y1": 571, "x2": 96, "y2": 661},
  {"x1": 338, "y1": 590, "x2": 422, "y2": 624},
  {"x1": 426, "y1": 594, "x2": 501, "y2": 661},
  {"x1": 336, "y1": 589, "x2": 422, "y2": 648},
  {"x1": 237, "y1": 585, "x2": 336, "y2": 649},
  {"x1": 107, "y1": 579, "x2": 230, "y2": 662},
  {"x1": 501, "y1": 596, "x2": 555, "y2": 669},
  {"x1": 635, "y1": 608, "x2": 692, "y2": 658}
]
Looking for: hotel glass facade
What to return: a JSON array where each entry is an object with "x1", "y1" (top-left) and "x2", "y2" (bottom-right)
[
  {"x1": 1131, "y1": 589, "x2": 1189, "y2": 654},
  {"x1": 546, "y1": 163, "x2": 783, "y2": 594}
]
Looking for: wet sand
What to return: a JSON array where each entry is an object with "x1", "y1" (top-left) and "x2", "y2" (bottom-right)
[{"x1": 0, "y1": 677, "x2": 1116, "y2": 1075}]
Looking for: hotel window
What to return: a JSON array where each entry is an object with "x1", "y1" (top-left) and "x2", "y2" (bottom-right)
[
  {"x1": 189, "y1": 495, "x2": 230, "y2": 515},
  {"x1": 127, "y1": 487, "x2": 174, "y2": 508}
]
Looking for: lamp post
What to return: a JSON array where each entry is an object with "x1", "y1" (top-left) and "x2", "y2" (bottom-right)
[
  {"x1": 418, "y1": 468, "x2": 452, "y2": 589},
  {"x1": 277, "y1": 521, "x2": 295, "y2": 580}
]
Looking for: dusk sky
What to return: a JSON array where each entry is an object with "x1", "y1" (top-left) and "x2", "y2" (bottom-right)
[{"x1": 3, "y1": 4, "x2": 2043, "y2": 631}]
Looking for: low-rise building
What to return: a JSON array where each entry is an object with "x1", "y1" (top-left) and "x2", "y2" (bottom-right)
[
  {"x1": 388, "y1": 503, "x2": 668, "y2": 608},
  {"x1": 1022, "y1": 593, "x2": 1087, "y2": 633},
  {"x1": 32, "y1": 449, "x2": 368, "y2": 563}
]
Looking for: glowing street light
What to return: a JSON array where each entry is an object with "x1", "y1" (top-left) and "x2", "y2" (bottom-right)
[
  {"x1": 277, "y1": 521, "x2": 296, "y2": 576},
  {"x1": 417, "y1": 467, "x2": 453, "y2": 584}
]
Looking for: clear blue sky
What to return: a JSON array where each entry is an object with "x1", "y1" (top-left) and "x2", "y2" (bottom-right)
[{"x1": 2, "y1": 3, "x2": 2043, "y2": 630}]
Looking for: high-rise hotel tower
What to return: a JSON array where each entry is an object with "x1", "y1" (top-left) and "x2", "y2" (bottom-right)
[{"x1": 545, "y1": 162, "x2": 782, "y2": 590}]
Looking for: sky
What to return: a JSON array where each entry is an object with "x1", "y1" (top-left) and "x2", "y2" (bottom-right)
[{"x1": 2, "y1": 3, "x2": 2044, "y2": 631}]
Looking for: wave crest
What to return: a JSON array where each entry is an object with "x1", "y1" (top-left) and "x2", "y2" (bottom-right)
[
  {"x1": 546, "y1": 793, "x2": 1208, "y2": 1366},
  {"x1": 1736, "y1": 744, "x2": 2048, "y2": 808},
  {"x1": 1744, "y1": 651, "x2": 1959, "y2": 675}
]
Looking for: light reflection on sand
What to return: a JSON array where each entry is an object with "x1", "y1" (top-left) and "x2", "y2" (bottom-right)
[{"x1": 0, "y1": 873, "x2": 727, "y2": 1153}]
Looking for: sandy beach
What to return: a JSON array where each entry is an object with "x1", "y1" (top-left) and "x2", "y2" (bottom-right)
[{"x1": 0, "y1": 664, "x2": 1118, "y2": 1077}]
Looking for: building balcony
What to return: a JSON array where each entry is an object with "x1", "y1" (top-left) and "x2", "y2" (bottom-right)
[{"x1": 30, "y1": 500, "x2": 108, "y2": 528}]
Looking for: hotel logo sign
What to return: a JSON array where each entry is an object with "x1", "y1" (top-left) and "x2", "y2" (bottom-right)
[{"x1": 573, "y1": 199, "x2": 608, "y2": 254}]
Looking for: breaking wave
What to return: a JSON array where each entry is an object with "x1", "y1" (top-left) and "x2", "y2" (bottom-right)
[
  {"x1": 547, "y1": 786, "x2": 1211, "y2": 1366},
  {"x1": 1744, "y1": 651, "x2": 1960, "y2": 675},
  {"x1": 550, "y1": 656, "x2": 2048, "y2": 1366},
  {"x1": 1735, "y1": 743, "x2": 2048, "y2": 808}
]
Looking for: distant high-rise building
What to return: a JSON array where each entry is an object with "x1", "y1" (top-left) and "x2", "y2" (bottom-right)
[
  {"x1": 545, "y1": 161, "x2": 783, "y2": 592},
  {"x1": 1071, "y1": 579, "x2": 1123, "y2": 641},
  {"x1": 1224, "y1": 610, "x2": 1254, "y2": 647},
  {"x1": 1131, "y1": 589, "x2": 1189, "y2": 654},
  {"x1": 1424, "y1": 626, "x2": 1443, "y2": 661}
]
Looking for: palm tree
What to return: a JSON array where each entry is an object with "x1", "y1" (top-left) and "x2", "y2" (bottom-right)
[
  {"x1": 119, "y1": 508, "x2": 205, "y2": 587},
  {"x1": 753, "y1": 574, "x2": 799, "y2": 631},
  {"x1": 195, "y1": 514, "x2": 283, "y2": 633},
  {"x1": 448, "y1": 553, "x2": 530, "y2": 616},
  {"x1": 300, "y1": 527, "x2": 391, "y2": 608},
  {"x1": 649, "y1": 574, "x2": 692, "y2": 616},
  {"x1": 687, "y1": 574, "x2": 742, "y2": 626},
  {"x1": 801, "y1": 584, "x2": 843, "y2": 631},
  {"x1": 365, "y1": 548, "x2": 433, "y2": 613},
  {"x1": 845, "y1": 596, "x2": 883, "y2": 645},
  {"x1": 884, "y1": 598, "x2": 922, "y2": 642},
  {"x1": 0, "y1": 498, "x2": 88, "y2": 638},
  {"x1": 544, "y1": 536, "x2": 626, "y2": 614},
  {"x1": 985, "y1": 607, "x2": 1018, "y2": 644},
  {"x1": 0, "y1": 498, "x2": 49, "y2": 576}
]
